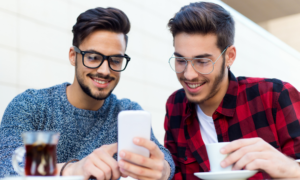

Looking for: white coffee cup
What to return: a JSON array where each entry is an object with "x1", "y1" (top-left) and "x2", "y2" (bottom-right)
[{"x1": 206, "y1": 142, "x2": 232, "y2": 172}]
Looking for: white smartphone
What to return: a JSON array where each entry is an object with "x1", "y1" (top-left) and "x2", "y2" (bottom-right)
[{"x1": 117, "y1": 110, "x2": 151, "y2": 162}]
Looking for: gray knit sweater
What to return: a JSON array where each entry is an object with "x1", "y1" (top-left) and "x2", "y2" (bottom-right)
[{"x1": 0, "y1": 83, "x2": 175, "y2": 179}]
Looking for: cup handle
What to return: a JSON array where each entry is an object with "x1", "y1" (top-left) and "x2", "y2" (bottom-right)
[{"x1": 12, "y1": 146, "x2": 25, "y2": 175}]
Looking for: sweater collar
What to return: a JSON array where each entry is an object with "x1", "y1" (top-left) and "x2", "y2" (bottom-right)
[{"x1": 62, "y1": 82, "x2": 113, "y2": 118}]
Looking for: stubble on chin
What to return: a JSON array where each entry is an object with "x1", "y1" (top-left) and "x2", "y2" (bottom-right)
[
  {"x1": 185, "y1": 90, "x2": 211, "y2": 104},
  {"x1": 93, "y1": 87, "x2": 114, "y2": 100},
  {"x1": 79, "y1": 82, "x2": 115, "y2": 100}
]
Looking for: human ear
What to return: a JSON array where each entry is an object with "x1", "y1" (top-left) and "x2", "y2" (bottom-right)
[
  {"x1": 225, "y1": 45, "x2": 236, "y2": 68},
  {"x1": 69, "y1": 47, "x2": 76, "y2": 66}
]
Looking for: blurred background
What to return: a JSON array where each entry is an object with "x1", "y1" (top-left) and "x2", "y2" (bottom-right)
[{"x1": 1, "y1": 0, "x2": 300, "y2": 157}]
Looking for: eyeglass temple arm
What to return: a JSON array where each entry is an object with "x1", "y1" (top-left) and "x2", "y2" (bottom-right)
[
  {"x1": 73, "y1": 46, "x2": 81, "y2": 53},
  {"x1": 213, "y1": 45, "x2": 230, "y2": 64}
]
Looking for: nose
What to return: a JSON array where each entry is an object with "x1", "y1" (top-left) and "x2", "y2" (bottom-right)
[
  {"x1": 183, "y1": 61, "x2": 198, "y2": 80},
  {"x1": 96, "y1": 59, "x2": 110, "y2": 75}
]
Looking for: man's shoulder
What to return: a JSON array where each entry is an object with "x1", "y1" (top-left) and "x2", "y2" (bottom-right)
[
  {"x1": 237, "y1": 76, "x2": 287, "y2": 93},
  {"x1": 167, "y1": 88, "x2": 186, "y2": 104},
  {"x1": 165, "y1": 89, "x2": 188, "y2": 115},
  {"x1": 165, "y1": 89, "x2": 187, "y2": 129},
  {"x1": 12, "y1": 83, "x2": 68, "y2": 108},
  {"x1": 2, "y1": 83, "x2": 69, "y2": 124},
  {"x1": 108, "y1": 94, "x2": 143, "y2": 111},
  {"x1": 17, "y1": 83, "x2": 68, "y2": 101}
]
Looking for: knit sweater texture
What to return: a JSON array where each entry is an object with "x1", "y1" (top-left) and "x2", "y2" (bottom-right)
[{"x1": 0, "y1": 83, "x2": 175, "y2": 179}]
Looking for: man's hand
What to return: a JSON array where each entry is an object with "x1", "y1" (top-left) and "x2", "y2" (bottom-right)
[
  {"x1": 62, "y1": 143, "x2": 121, "y2": 180},
  {"x1": 220, "y1": 138, "x2": 300, "y2": 178},
  {"x1": 118, "y1": 137, "x2": 170, "y2": 180}
]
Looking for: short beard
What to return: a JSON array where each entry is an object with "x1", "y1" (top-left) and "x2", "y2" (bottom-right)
[
  {"x1": 78, "y1": 80, "x2": 114, "y2": 100},
  {"x1": 75, "y1": 59, "x2": 115, "y2": 100},
  {"x1": 186, "y1": 55, "x2": 226, "y2": 104}
]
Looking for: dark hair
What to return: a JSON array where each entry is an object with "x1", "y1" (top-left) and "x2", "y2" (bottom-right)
[
  {"x1": 72, "y1": 7, "x2": 130, "y2": 47},
  {"x1": 168, "y1": 2, "x2": 234, "y2": 50}
]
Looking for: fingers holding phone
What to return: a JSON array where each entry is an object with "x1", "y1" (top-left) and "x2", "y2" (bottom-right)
[
  {"x1": 118, "y1": 137, "x2": 170, "y2": 180},
  {"x1": 117, "y1": 111, "x2": 170, "y2": 180}
]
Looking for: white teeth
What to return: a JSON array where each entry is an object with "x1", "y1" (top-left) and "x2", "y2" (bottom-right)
[
  {"x1": 187, "y1": 83, "x2": 204, "y2": 89},
  {"x1": 93, "y1": 79, "x2": 106, "y2": 84}
]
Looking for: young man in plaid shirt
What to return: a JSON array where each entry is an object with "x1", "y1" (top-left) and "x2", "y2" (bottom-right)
[{"x1": 164, "y1": 2, "x2": 300, "y2": 179}]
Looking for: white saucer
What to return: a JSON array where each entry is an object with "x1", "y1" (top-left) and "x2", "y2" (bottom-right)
[
  {"x1": 194, "y1": 170, "x2": 258, "y2": 180},
  {"x1": 2, "y1": 176, "x2": 84, "y2": 180}
]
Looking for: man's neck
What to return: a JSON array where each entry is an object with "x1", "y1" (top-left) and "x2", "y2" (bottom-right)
[
  {"x1": 66, "y1": 80, "x2": 104, "y2": 111},
  {"x1": 198, "y1": 75, "x2": 230, "y2": 117}
]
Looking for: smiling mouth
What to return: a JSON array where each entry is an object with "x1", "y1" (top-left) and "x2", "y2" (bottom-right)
[
  {"x1": 90, "y1": 77, "x2": 112, "y2": 87},
  {"x1": 186, "y1": 82, "x2": 206, "y2": 89},
  {"x1": 89, "y1": 73, "x2": 114, "y2": 85},
  {"x1": 92, "y1": 79, "x2": 107, "y2": 84}
]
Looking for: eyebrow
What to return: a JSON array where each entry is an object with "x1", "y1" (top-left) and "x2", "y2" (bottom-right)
[
  {"x1": 84, "y1": 49, "x2": 124, "y2": 56},
  {"x1": 174, "y1": 52, "x2": 213, "y2": 58}
]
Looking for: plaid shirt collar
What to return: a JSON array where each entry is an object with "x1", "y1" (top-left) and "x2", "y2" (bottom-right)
[{"x1": 184, "y1": 70, "x2": 238, "y2": 118}]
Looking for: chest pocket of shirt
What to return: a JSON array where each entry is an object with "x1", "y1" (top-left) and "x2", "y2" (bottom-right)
[
  {"x1": 179, "y1": 156, "x2": 197, "y2": 164},
  {"x1": 177, "y1": 145, "x2": 204, "y2": 176},
  {"x1": 177, "y1": 146, "x2": 197, "y2": 164}
]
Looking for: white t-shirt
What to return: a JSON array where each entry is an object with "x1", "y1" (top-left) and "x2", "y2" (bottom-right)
[{"x1": 196, "y1": 105, "x2": 218, "y2": 144}]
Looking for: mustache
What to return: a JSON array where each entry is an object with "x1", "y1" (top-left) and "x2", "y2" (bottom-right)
[{"x1": 88, "y1": 73, "x2": 115, "y2": 81}]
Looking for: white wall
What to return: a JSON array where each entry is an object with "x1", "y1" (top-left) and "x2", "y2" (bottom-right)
[{"x1": 1, "y1": 0, "x2": 300, "y2": 147}]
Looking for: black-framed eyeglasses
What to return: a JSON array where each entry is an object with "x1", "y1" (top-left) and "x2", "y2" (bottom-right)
[{"x1": 74, "y1": 46, "x2": 131, "y2": 72}]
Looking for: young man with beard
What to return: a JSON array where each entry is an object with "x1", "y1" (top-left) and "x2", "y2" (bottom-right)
[
  {"x1": 164, "y1": 2, "x2": 300, "y2": 180},
  {"x1": 0, "y1": 7, "x2": 175, "y2": 180}
]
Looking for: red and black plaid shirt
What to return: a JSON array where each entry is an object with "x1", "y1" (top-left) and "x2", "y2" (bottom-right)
[{"x1": 164, "y1": 71, "x2": 300, "y2": 180}]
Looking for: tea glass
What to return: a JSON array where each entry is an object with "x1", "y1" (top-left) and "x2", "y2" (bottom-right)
[{"x1": 12, "y1": 131, "x2": 60, "y2": 176}]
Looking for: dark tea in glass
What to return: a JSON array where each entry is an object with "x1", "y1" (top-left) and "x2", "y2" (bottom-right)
[
  {"x1": 12, "y1": 131, "x2": 60, "y2": 176},
  {"x1": 25, "y1": 144, "x2": 57, "y2": 175}
]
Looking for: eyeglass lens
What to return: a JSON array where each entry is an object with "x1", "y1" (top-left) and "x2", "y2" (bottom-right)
[
  {"x1": 84, "y1": 52, "x2": 127, "y2": 71},
  {"x1": 169, "y1": 57, "x2": 213, "y2": 74}
]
